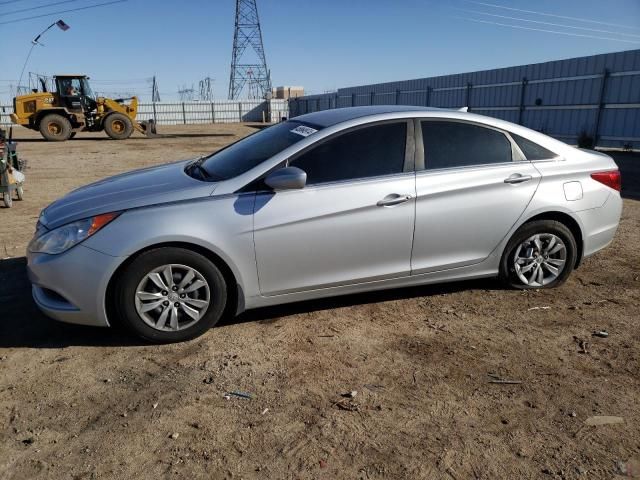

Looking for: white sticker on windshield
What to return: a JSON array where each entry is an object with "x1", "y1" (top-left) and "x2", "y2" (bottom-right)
[{"x1": 290, "y1": 125, "x2": 317, "y2": 137}]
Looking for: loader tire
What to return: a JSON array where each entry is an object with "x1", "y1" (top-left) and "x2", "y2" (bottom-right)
[
  {"x1": 104, "y1": 113, "x2": 133, "y2": 140},
  {"x1": 39, "y1": 114, "x2": 72, "y2": 141}
]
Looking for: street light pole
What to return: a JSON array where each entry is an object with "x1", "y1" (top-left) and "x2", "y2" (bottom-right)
[{"x1": 16, "y1": 19, "x2": 70, "y2": 94}]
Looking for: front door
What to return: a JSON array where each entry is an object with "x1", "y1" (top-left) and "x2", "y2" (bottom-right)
[{"x1": 253, "y1": 121, "x2": 416, "y2": 296}]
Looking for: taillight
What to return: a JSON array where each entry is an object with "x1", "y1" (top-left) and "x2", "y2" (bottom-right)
[{"x1": 591, "y1": 170, "x2": 621, "y2": 192}]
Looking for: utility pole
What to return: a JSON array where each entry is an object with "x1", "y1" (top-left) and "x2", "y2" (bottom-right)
[
  {"x1": 228, "y1": 0, "x2": 271, "y2": 100},
  {"x1": 151, "y1": 75, "x2": 161, "y2": 102}
]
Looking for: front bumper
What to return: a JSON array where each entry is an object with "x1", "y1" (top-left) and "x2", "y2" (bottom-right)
[{"x1": 27, "y1": 244, "x2": 124, "y2": 327}]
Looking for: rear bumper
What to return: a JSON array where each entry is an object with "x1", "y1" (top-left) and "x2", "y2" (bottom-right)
[
  {"x1": 577, "y1": 192, "x2": 623, "y2": 258},
  {"x1": 27, "y1": 244, "x2": 123, "y2": 327}
]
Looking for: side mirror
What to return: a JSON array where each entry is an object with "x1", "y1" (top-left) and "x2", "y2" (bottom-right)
[{"x1": 264, "y1": 166, "x2": 307, "y2": 190}]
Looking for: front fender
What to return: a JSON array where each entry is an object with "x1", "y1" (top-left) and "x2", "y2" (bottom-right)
[{"x1": 82, "y1": 194, "x2": 259, "y2": 301}]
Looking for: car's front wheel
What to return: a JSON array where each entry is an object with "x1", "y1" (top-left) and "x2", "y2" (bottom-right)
[
  {"x1": 500, "y1": 220, "x2": 577, "y2": 289},
  {"x1": 115, "y1": 247, "x2": 227, "y2": 343}
]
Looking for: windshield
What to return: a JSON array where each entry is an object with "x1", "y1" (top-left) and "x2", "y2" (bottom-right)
[
  {"x1": 199, "y1": 121, "x2": 323, "y2": 180},
  {"x1": 81, "y1": 78, "x2": 95, "y2": 98}
]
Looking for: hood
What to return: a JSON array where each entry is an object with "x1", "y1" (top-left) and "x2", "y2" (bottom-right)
[{"x1": 41, "y1": 159, "x2": 218, "y2": 229}]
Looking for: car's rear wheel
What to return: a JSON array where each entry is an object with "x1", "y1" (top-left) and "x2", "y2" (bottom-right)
[
  {"x1": 500, "y1": 220, "x2": 577, "y2": 289},
  {"x1": 115, "y1": 247, "x2": 227, "y2": 343}
]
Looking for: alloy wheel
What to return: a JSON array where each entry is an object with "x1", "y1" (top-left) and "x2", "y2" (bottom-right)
[
  {"x1": 513, "y1": 233, "x2": 567, "y2": 287},
  {"x1": 134, "y1": 264, "x2": 211, "y2": 331}
]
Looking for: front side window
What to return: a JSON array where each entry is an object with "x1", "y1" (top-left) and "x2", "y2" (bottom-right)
[
  {"x1": 199, "y1": 120, "x2": 323, "y2": 180},
  {"x1": 290, "y1": 122, "x2": 407, "y2": 185},
  {"x1": 59, "y1": 78, "x2": 82, "y2": 96},
  {"x1": 421, "y1": 121, "x2": 513, "y2": 170}
]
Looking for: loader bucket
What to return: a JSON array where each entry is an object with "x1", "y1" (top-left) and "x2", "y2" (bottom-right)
[{"x1": 139, "y1": 119, "x2": 158, "y2": 137}]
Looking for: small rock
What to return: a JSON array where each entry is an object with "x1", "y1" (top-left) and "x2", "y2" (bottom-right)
[
  {"x1": 22, "y1": 437, "x2": 34, "y2": 446},
  {"x1": 542, "y1": 467, "x2": 553, "y2": 475},
  {"x1": 569, "y1": 411, "x2": 577, "y2": 417},
  {"x1": 261, "y1": 408, "x2": 269, "y2": 415},
  {"x1": 121, "y1": 412, "x2": 127, "y2": 418},
  {"x1": 342, "y1": 390, "x2": 358, "y2": 399},
  {"x1": 616, "y1": 460, "x2": 627, "y2": 475},
  {"x1": 592, "y1": 330, "x2": 609, "y2": 338},
  {"x1": 152, "y1": 403, "x2": 158, "y2": 409},
  {"x1": 169, "y1": 433, "x2": 179, "y2": 440},
  {"x1": 319, "y1": 459, "x2": 327, "y2": 469},
  {"x1": 103, "y1": 379, "x2": 112, "y2": 383},
  {"x1": 203, "y1": 376, "x2": 214, "y2": 384}
]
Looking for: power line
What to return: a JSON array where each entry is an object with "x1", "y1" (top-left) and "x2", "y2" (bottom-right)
[
  {"x1": 465, "y1": 0, "x2": 640, "y2": 31},
  {"x1": 0, "y1": 0, "x2": 127, "y2": 25},
  {"x1": 4, "y1": 0, "x2": 87, "y2": 16},
  {"x1": 454, "y1": 16, "x2": 640, "y2": 44},
  {"x1": 0, "y1": 0, "x2": 24, "y2": 5},
  {"x1": 456, "y1": 8, "x2": 640, "y2": 39}
]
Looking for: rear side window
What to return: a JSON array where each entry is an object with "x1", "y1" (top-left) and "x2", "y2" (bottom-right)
[
  {"x1": 421, "y1": 121, "x2": 513, "y2": 170},
  {"x1": 511, "y1": 133, "x2": 557, "y2": 160},
  {"x1": 291, "y1": 122, "x2": 407, "y2": 185}
]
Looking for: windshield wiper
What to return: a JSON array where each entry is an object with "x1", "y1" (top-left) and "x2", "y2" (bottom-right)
[{"x1": 186, "y1": 157, "x2": 224, "y2": 181}]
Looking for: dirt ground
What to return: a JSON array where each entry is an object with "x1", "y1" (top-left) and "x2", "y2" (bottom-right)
[{"x1": 0, "y1": 125, "x2": 639, "y2": 480}]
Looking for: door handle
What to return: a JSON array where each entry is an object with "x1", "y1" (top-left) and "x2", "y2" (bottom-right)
[
  {"x1": 504, "y1": 174, "x2": 533, "y2": 184},
  {"x1": 377, "y1": 193, "x2": 413, "y2": 207}
]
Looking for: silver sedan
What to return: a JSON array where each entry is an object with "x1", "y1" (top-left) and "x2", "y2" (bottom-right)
[{"x1": 27, "y1": 106, "x2": 622, "y2": 342}]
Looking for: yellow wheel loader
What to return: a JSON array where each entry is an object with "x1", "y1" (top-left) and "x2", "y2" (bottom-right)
[{"x1": 10, "y1": 75, "x2": 156, "y2": 141}]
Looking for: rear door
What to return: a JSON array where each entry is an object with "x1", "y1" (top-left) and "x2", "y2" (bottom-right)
[
  {"x1": 411, "y1": 119, "x2": 540, "y2": 274},
  {"x1": 253, "y1": 120, "x2": 416, "y2": 296}
]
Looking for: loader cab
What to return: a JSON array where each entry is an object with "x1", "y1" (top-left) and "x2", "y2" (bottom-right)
[{"x1": 55, "y1": 75, "x2": 96, "y2": 112}]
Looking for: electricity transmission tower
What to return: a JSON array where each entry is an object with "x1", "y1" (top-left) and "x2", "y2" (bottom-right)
[
  {"x1": 228, "y1": 0, "x2": 271, "y2": 100},
  {"x1": 178, "y1": 84, "x2": 195, "y2": 102},
  {"x1": 199, "y1": 77, "x2": 214, "y2": 101}
]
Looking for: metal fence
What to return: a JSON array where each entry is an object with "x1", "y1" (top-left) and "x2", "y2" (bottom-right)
[
  {"x1": 0, "y1": 99, "x2": 288, "y2": 127},
  {"x1": 289, "y1": 49, "x2": 640, "y2": 149}
]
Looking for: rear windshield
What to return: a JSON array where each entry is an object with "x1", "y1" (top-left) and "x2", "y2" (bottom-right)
[{"x1": 200, "y1": 121, "x2": 323, "y2": 180}]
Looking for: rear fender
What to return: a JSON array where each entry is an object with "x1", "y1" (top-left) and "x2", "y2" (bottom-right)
[{"x1": 34, "y1": 108, "x2": 72, "y2": 128}]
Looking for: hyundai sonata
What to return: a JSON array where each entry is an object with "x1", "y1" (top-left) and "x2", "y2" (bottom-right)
[{"x1": 27, "y1": 106, "x2": 622, "y2": 342}]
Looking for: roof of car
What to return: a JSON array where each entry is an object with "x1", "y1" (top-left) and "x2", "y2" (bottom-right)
[{"x1": 293, "y1": 105, "x2": 444, "y2": 127}]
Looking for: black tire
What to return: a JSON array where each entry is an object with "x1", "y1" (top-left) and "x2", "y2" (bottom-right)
[
  {"x1": 114, "y1": 247, "x2": 227, "y2": 343},
  {"x1": 104, "y1": 113, "x2": 133, "y2": 140},
  {"x1": 499, "y1": 220, "x2": 577, "y2": 289},
  {"x1": 39, "y1": 114, "x2": 72, "y2": 141}
]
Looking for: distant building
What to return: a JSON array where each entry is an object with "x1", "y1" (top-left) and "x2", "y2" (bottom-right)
[{"x1": 272, "y1": 86, "x2": 304, "y2": 99}]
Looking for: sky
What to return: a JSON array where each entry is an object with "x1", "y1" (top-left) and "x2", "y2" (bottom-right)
[{"x1": 1, "y1": 0, "x2": 639, "y2": 103}]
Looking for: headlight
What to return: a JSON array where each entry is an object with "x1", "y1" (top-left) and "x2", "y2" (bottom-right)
[{"x1": 28, "y1": 212, "x2": 120, "y2": 255}]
